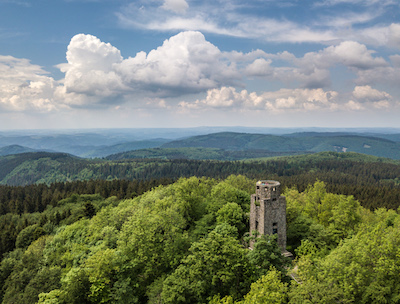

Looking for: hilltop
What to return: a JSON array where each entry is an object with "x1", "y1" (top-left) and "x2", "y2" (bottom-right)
[{"x1": 0, "y1": 145, "x2": 39, "y2": 156}]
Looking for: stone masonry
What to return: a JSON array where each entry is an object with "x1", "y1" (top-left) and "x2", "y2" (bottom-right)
[{"x1": 249, "y1": 180, "x2": 287, "y2": 251}]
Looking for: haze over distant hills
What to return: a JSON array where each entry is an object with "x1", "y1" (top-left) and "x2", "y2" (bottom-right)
[
  {"x1": 111, "y1": 131, "x2": 400, "y2": 160},
  {"x1": 0, "y1": 145, "x2": 39, "y2": 156},
  {"x1": 0, "y1": 127, "x2": 400, "y2": 159}
]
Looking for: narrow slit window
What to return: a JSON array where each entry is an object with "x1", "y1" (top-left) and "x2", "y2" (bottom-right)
[{"x1": 272, "y1": 222, "x2": 278, "y2": 234}]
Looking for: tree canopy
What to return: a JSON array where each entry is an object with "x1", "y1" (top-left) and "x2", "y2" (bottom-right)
[{"x1": 0, "y1": 176, "x2": 399, "y2": 303}]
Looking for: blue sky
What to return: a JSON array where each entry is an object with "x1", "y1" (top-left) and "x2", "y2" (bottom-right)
[{"x1": 0, "y1": 0, "x2": 399, "y2": 129}]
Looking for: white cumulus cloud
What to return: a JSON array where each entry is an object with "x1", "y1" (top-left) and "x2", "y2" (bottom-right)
[
  {"x1": 353, "y1": 85, "x2": 391, "y2": 101},
  {"x1": 57, "y1": 34, "x2": 126, "y2": 104},
  {"x1": 180, "y1": 86, "x2": 339, "y2": 112},
  {"x1": 115, "y1": 31, "x2": 240, "y2": 96},
  {"x1": 1, "y1": 30, "x2": 398, "y2": 115},
  {"x1": 344, "y1": 100, "x2": 365, "y2": 110},
  {"x1": 243, "y1": 41, "x2": 387, "y2": 89},
  {"x1": 57, "y1": 32, "x2": 240, "y2": 104},
  {"x1": 0, "y1": 55, "x2": 58, "y2": 111},
  {"x1": 320, "y1": 41, "x2": 387, "y2": 69},
  {"x1": 0, "y1": 32, "x2": 243, "y2": 110},
  {"x1": 352, "y1": 85, "x2": 392, "y2": 109}
]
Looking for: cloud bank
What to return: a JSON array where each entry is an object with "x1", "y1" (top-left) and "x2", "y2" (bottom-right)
[
  {"x1": 56, "y1": 31, "x2": 239, "y2": 107},
  {"x1": 179, "y1": 87, "x2": 339, "y2": 112},
  {"x1": 0, "y1": 31, "x2": 398, "y2": 115},
  {"x1": 0, "y1": 55, "x2": 57, "y2": 112}
]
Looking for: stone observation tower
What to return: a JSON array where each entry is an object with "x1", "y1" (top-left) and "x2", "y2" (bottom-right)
[{"x1": 250, "y1": 180, "x2": 287, "y2": 251}]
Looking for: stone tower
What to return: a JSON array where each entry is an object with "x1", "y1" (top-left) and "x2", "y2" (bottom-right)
[{"x1": 250, "y1": 180, "x2": 287, "y2": 251}]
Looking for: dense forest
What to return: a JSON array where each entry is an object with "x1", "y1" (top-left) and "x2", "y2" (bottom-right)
[
  {"x1": 1, "y1": 151, "x2": 400, "y2": 210},
  {"x1": 1, "y1": 150, "x2": 400, "y2": 303},
  {"x1": 0, "y1": 176, "x2": 399, "y2": 303},
  {"x1": 0, "y1": 178, "x2": 174, "y2": 258},
  {"x1": 105, "y1": 147, "x2": 306, "y2": 161}
]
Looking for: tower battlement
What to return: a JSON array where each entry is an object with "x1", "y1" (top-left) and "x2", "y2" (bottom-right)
[{"x1": 255, "y1": 180, "x2": 281, "y2": 200}]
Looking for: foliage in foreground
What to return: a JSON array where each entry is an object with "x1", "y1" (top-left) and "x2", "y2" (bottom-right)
[
  {"x1": 0, "y1": 176, "x2": 399, "y2": 303},
  {"x1": 0, "y1": 178, "x2": 173, "y2": 258}
]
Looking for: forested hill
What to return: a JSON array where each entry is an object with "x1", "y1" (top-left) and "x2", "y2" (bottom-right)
[
  {"x1": 0, "y1": 145, "x2": 38, "y2": 156},
  {"x1": 1, "y1": 151, "x2": 400, "y2": 210},
  {"x1": 161, "y1": 132, "x2": 400, "y2": 159},
  {"x1": 0, "y1": 152, "x2": 88, "y2": 185},
  {"x1": 2, "y1": 130, "x2": 400, "y2": 159},
  {"x1": 105, "y1": 147, "x2": 308, "y2": 161},
  {"x1": 284, "y1": 131, "x2": 400, "y2": 142}
]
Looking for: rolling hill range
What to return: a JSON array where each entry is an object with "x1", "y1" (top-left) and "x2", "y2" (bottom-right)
[
  {"x1": 0, "y1": 133, "x2": 169, "y2": 158},
  {"x1": 159, "y1": 132, "x2": 400, "y2": 159},
  {"x1": 105, "y1": 147, "x2": 308, "y2": 161},
  {"x1": 0, "y1": 145, "x2": 39, "y2": 156},
  {"x1": 1, "y1": 129, "x2": 400, "y2": 159},
  {"x1": 1, "y1": 151, "x2": 400, "y2": 211},
  {"x1": 78, "y1": 139, "x2": 170, "y2": 158},
  {"x1": 281, "y1": 131, "x2": 400, "y2": 142}
]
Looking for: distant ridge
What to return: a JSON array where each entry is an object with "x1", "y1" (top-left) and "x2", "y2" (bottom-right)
[
  {"x1": 0, "y1": 145, "x2": 38, "y2": 156},
  {"x1": 159, "y1": 132, "x2": 400, "y2": 159},
  {"x1": 0, "y1": 152, "x2": 81, "y2": 185},
  {"x1": 106, "y1": 147, "x2": 309, "y2": 161},
  {"x1": 82, "y1": 139, "x2": 169, "y2": 158},
  {"x1": 1, "y1": 130, "x2": 400, "y2": 159}
]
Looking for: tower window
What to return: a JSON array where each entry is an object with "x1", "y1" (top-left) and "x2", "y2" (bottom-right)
[{"x1": 272, "y1": 222, "x2": 278, "y2": 234}]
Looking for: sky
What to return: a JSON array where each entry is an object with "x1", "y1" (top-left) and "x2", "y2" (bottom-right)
[{"x1": 0, "y1": 0, "x2": 400, "y2": 130}]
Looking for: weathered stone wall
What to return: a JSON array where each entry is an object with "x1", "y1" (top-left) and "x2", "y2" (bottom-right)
[{"x1": 249, "y1": 180, "x2": 287, "y2": 250}]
